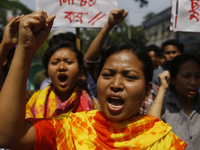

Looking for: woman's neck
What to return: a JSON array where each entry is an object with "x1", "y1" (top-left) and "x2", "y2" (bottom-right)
[
  {"x1": 54, "y1": 90, "x2": 72, "y2": 102},
  {"x1": 177, "y1": 93, "x2": 197, "y2": 116}
]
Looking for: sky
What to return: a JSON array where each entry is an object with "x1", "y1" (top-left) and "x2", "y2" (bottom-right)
[{"x1": 18, "y1": 0, "x2": 172, "y2": 33}]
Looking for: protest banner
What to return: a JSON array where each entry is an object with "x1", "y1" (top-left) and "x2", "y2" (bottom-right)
[
  {"x1": 171, "y1": 0, "x2": 200, "y2": 32},
  {"x1": 36, "y1": 0, "x2": 118, "y2": 28}
]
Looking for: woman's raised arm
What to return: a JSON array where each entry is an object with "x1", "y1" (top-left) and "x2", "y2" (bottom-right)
[
  {"x1": 147, "y1": 71, "x2": 170, "y2": 119},
  {"x1": 0, "y1": 11, "x2": 55, "y2": 149}
]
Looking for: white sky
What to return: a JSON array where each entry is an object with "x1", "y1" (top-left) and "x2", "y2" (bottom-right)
[{"x1": 18, "y1": 0, "x2": 172, "y2": 33}]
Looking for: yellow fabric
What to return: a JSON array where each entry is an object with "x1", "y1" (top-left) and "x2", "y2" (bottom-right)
[
  {"x1": 26, "y1": 85, "x2": 81, "y2": 118},
  {"x1": 26, "y1": 85, "x2": 57, "y2": 118},
  {"x1": 27, "y1": 110, "x2": 187, "y2": 150}
]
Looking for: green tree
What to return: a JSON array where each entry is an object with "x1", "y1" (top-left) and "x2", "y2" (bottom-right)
[
  {"x1": 144, "y1": 12, "x2": 155, "y2": 20},
  {"x1": 134, "y1": 0, "x2": 148, "y2": 7},
  {"x1": 0, "y1": 0, "x2": 32, "y2": 30},
  {"x1": 80, "y1": 20, "x2": 146, "y2": 54}
]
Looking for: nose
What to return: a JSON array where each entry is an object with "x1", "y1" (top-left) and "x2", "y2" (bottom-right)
[
  {"x1": 110, "y1": 74, "x2": 124, "y2": 92},
  {"x1": 58, "y1": 61, "x2": 67, "y2": 72},
  {"x1": 169, "y1": 52, "x2": 174, "y2": 58},
  {"x1": 189, "y1": 76, "x2": 197, "y2": 86}
]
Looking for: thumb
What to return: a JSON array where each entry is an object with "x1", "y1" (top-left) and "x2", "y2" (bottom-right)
[
  {"x1": 45, "y1": 14, "x2": 56, "y2": 33},
  {"x1": 123, "y1": 11, "x2": 129, "y2": 19}
]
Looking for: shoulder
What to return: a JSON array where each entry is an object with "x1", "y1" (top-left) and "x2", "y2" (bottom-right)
[{"x1": 153, "y1": 68, "x2": 165, "y2": 75}]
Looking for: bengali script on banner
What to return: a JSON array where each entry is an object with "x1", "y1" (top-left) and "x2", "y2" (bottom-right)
[
  {"x1": 171, "y1": 0, "x2": 200, "y2": 32},
  {"x1": 36, "y1": 0, "x2": 117, "y2": 28}
]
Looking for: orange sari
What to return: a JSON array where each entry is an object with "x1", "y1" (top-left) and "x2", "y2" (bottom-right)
[{"x1": 27, "y1": 110, "x2": 187, "y2": 150}]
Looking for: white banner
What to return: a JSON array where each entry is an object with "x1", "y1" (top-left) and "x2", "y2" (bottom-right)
[
  {"x1": 36, "y1": 0, "x2": 117, "y2": 28},
  {"x1": 171, "y1": 0, "x2": 200, "y2": 32}
]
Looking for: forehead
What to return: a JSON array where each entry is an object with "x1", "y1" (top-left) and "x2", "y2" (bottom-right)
[
  {"x1": 148, "y1": 51, "x2": 156, "y2": 56},
  {"x1": 178, "y1": 60, "x2": 200, "y2": 73},
  {"x1": 51, "y1": 47, "x2": 77, "y2": 58},
  {"x1": 163, "y1": 45, "x2": 179, "y2": 52},
  {"x1": 103, "y1": 50, "x2": 144, "y2": 72}
]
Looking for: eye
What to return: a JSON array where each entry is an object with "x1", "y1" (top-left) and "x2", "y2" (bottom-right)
[
  {"x1": 66, "y1": 61, "x2": 73, "y2": 64},
  {"x1": 165, "y1": 52, "x2": 170, "y2": 55},
  {"x1": 51, "y1": 61, "x2": 58, "y2": 65},
  {"x1": 183, "y1": 75, "x2": 190, "y2": 78},
  {"x1": 126, "y1": 75, "x2": 137, "y2": 81},
  {"x1": 172, "y1": 51, "x2": 178, "y2": 54},
  {"x1": 195, "y1": 74, "x2": 200, "y2": 78},
  {"x1": 102, "y1": 73, "x2": 112, "y2": 79}
]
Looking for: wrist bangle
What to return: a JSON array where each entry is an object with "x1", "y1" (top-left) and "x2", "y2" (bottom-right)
[{"x1": 101, "y1": 30, "x2": 107, "y2": 38}]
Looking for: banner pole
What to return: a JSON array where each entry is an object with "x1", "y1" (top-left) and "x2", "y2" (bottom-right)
[{"x1": 76, "y1": 28, "x2": 81, "y2": 51}]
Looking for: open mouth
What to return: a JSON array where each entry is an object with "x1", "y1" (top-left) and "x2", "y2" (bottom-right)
[
  {"x1": 107, "y1": 97, "x2": 124, "y2": 111},
  {"x1": 58, "y1": 74, "x2": 68, "y2": 83}
]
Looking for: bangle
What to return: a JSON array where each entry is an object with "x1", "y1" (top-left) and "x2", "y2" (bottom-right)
[{"x1": 101, "y1": 30, "x2": 107, "y2": 38}]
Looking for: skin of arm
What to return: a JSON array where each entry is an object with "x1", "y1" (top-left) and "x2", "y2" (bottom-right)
[
  {"x1": 147, "y1": 70, "x2": 170, "y2": 119},
  {"x1": 0, "y1": 16, "x2": 20, "y2": 72},
  {"x1": 84, "y1": 9, "x2": 129, "y2": 61},
  {"x1": 0, "y1": 10, "x2": 55, "y2": 149}
]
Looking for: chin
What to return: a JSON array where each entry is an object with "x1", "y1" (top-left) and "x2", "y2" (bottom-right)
[{"x1": 106, "y1": 112, "x2": 129, "y2": 122}]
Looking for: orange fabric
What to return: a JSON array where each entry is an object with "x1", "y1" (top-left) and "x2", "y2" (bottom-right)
[{"x1": 26, "y1": 110, "x2": 187, "y2": 150}]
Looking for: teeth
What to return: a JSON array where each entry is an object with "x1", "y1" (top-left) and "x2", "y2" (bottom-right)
[
  {"x1": 59, "y1": 75, "x2": 66, "y2": 77},
  {"x1": 108, "y1": 103, "x2": 123, "y2": 108},
  {"x1": 110, "y1": 97, "x2": 121, "y2": 100}
]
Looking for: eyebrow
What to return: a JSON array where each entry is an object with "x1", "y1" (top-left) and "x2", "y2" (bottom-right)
[
  {"x1": 182, "y1": 72, "x2": 200, "y2": 74},
  {"x1": 102, "y1": 68, "x2": 139, "y2": 74}
]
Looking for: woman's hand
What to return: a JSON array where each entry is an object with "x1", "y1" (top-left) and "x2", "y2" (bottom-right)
[
  {"x1": 108, "y1": 9, "x2": 129, "y2": 28},
  {"x1": 17, "y1": 11, "x2": 56, "y2": 56},
  {"x1": 158, "y1": 70, "x2": 170, "y2": 90}
]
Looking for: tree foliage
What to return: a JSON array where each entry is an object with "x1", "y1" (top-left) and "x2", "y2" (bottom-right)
[
  {"x1": 0, "y1": 0, "x2": 32, "y2": 30},
  {"x1": 144, "y1": 12, "x2": 155, "y2": 20},
  {"x1": 80, "y1": 20, "x2": 146, "y2": 54},
  {"x1": 134, "y1": 0, "x2": 148, "y2": 7}
]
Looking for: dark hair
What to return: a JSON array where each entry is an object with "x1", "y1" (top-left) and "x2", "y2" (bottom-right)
[
  {"x1": 48, "y1": 32, "x2": 83, "y2": 50},
  {"x1": 0, "y1": 29, "x2": 3, "y2": 43},
  {"x1": 42, "y1": 41, "x2": 83, "y2": 77},
  {"x1": 161, "y1": 39, "x2": 182, "y2": 53},
  {"x1": 147, "y1": 45, "x2": 161, "y2": 57},
  {"x1": 99, "y1": 39, "x2": 153, "y2": 85},
  {"x1": 169, "y1": 53, "x2": 200, "y2": 92}
]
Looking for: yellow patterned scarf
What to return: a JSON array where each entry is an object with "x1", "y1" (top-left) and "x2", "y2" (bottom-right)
[{"x1": 26, "y1": 85, "x2": 95, "y2": 118}]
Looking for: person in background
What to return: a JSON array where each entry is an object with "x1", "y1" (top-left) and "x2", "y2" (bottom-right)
[
  {"x1": 0, "y1": 17, "x2": 19, "y2": 90},
  {"x1": 39, "y1": 9, "x2": 129, "y2": 101},
  {"x1": 152, "y1": 39, "x2": 181, "y2": 86},
  {"x1": 138, "y1": 44, "x2": 161, "y2": 115},
  {"x1": 38, "y1": 31, "x2": 77, "y2": 90},
  {"x1": 148, "y1": 53, "x2": 200, "y2": 150},
  {"x1": 26, "y1": 41, "x2": 97, "y2": 118},
  {"x1": 146, "y1": 44, "x2": 161, "y2": 70},
  {"x1": 0, "y1": 11, "x2": 186, "y2": 149}
]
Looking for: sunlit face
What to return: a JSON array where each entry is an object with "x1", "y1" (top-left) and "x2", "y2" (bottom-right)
[
  {"x1": 163, "y1": 45, "x2": 180, "y2": 63},
  {"x1": 48, "y1": 48, "x2": 80, "y2": 99},
  {"x1": 97, "y1": 50, "x2": 151, "y2": 121},
  {"x1": 172, "y1": 60, "x2": 200, "y2": 101},
  {"x1": 148, "y1": 51, "x2": 158, "y2": 69}
]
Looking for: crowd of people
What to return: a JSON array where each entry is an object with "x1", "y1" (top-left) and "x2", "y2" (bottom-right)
[{"x1": 0, "y1": 8, "x2": 200, "y2": 150}]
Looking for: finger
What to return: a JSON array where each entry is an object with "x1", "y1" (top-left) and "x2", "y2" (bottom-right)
[
  {"x1": 20, "y1": 17, "x2": 41, "y2": 29},
  {"x1": 29, "y1": 11, "x2": 47, "y2": 33},
  {"x1": 123, "y1": 11, "x2": 129, "y2": 19},
  {"x1": 7, "y1": 16, "x2": 20, "y2": 25},
  {"x1": 114, "y1": 9, "x2": 124, "y2": 18},
  {"x1": 43, "y1": 14, "x2": 56, "y2": 37},
  {"x1": 4, "y1": 16, "x2": 20, "y2": 33}
]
